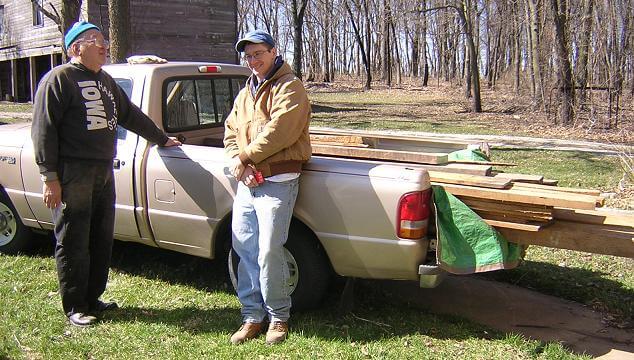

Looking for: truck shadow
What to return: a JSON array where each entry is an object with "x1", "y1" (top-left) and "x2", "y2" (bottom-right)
[{"x1": 20, "y1": 234, "x2": 632, "y2": 352}]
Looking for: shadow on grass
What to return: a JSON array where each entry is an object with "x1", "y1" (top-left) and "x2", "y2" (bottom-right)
[
  {"x1": 109, "y1": 241, "x2": 231, "y2": 294},
  {"x1": 18, "y1": 232, "x2": 632, "y2": 341},
  {"x1": 101, "y1": 305, "x2": 241, "y2": 334},
  {"x1": 311, "y1": 104, "x2": 365, "y2": 113}
]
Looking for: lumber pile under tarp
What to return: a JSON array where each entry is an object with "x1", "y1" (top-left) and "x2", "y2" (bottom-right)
[
  {"x1": 431, "y1": 175, "x2": 632, "y2": 258},
  {"x1": 309, "y1": 129, "x2": 634, "y2": 258}
]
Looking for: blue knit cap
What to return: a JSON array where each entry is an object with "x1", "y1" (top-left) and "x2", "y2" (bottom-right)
[
  {"x1": 64, "y1": 21, "x2": 100, "y2": 49},
  {"x1": 235, "y1": 29, "x2": 275, "y2": 52}
]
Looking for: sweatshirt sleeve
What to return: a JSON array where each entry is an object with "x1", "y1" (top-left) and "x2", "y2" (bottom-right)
[
  {"x1": 240, "y1": 79, "x2": 310, "y2": 165},
  {"x1": 114, "y1": 81, "x2": 169, "y2": 146},
  {"x1": 31, "y1": 72, "x2": 65, "y2": 181}
]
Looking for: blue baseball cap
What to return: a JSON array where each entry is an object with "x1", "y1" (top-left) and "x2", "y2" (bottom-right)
[
  {"x1": 235, "y1": 29, "x2": 275, "y2": 52},
  {"x1": 64, "y1": 21, "x2": 100, "y2": 49}
]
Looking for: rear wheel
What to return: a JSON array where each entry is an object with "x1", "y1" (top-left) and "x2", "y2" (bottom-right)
[
  {"x1": 0, "y1": 190, "x2": 33, "y2": 254},
  {"x1": 228, "y1": 222, "x2": 331, "y2": 311}
]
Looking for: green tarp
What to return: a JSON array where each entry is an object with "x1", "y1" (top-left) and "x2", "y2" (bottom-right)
[
  {"x1": 432, "y1": 185, "x2": 523, "y2": 274},
  {"x1": 447, "y1": 148, "x2": 491, "y2": 162}
]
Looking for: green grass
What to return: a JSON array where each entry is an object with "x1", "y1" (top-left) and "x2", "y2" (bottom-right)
[
  {"x1": 0, "y1": 102, "x2": 32, "y2": 113},
  {"x1": 0, "y1": 102, "x2": 31, "y2": 125},
  {"x1": 1, "y1": 241, "x2": 587, "y2": 359},
  {"x1": 491, "y1": 149, "x2": 624, "y2": 191}
]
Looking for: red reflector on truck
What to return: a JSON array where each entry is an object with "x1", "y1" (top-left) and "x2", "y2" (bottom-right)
[
  {"x1": 397, "y1": 189, "x2": 431, "y2": 239},
  {"x1": 198, "y1": 66, "x2": 222, "y2": 73}
]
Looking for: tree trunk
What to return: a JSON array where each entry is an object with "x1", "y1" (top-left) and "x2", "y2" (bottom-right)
[
  {"x1": 345, "y1": 0, "x2": 371, "y2": 89},
  {"x1": 291, "y1": 0, "x2": 308, "y2": 79},
  {"x1": 458, "y1": 0, "x2": 482, "y2": 112},
  {"x1": 108, "y1": 0, "x2": 130, "y2": 64},
  {"x1": 512, "y1": 0, "x2": 521, "y2": 94},
  {"x1": 526, "y1": 0, "x2": 544, "y2": 106},
  {"x1": 550, "y1": 0, "x2": 574, "y2": 125},
  {"x1": 411, "y1": 21, "x2": 420, "y2": 77},
  {"x1": 382, "y1": 0, "x2": 391, "y2": 86},
  {"x1": 421, "y1": 0, "x2": 428, "y2": 87},
  {"x1": 575, "y1": 0, "x2": 593, "y2": 107}
]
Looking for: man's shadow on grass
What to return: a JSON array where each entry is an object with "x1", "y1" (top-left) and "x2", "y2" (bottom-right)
[{"x1": 100, "y1": 305, "x2": 241, "y2": 334}]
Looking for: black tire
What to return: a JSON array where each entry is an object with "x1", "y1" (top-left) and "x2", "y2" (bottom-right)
[
  {"x1": 0, "y1": 190, "x2": 33, "y2": 254},
  {"x1": 228, "y1": 221, "x2": 331, "y2": 311}
]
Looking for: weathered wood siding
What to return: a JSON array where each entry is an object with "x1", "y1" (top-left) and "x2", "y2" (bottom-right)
[
  {"x1": 0, "y1": 0, "x2": 237, "y2": 63},
  {"x1": 0, "y1": 0, "x2": 64, "y2": 61},
  {"x1": 88, "y1": 0, "x2": 238, "y2": 63}
]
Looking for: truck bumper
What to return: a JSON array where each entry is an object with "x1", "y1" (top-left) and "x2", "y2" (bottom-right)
[{"x1": 418, "y1": 264, "x2": 446, "y2": 288}]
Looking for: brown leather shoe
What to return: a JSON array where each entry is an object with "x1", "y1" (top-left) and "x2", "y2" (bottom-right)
[
  {"x1": 230, "y1": 322, "x2": 265, "y2": 345},
  {"x1": 265, "y1": 321, "x2": 289, "y2": 345}
]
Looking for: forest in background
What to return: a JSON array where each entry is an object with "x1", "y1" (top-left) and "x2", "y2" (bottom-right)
[{"x1": 237, "y1": 0, "x2": 633, "y2": 131}]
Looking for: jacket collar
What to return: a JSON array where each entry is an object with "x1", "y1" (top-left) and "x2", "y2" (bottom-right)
[{"x1": 249, "y1": 56, "x2": 292, "y2": 96}]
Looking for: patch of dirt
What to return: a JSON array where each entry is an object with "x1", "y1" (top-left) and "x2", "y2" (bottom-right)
[{"x1": 376, "y1": 277, "x2": 634, "y2": 358}]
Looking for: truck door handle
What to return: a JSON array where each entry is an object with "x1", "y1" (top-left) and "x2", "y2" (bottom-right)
[{"x1": 113, "y1": 159, "x2": 123, "y2": 169}]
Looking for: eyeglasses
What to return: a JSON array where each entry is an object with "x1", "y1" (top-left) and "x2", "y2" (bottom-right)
[
  {"x1": 242, "y1": 50, "x2": 271, "y2": 62},
  {"x1": 80, "y1": 39, "x2": 110, "y2": 49}
]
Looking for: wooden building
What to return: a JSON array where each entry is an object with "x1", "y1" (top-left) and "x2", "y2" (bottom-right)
[{"x1": 0, "y1": 0, "x2": 237, "y2": 102}]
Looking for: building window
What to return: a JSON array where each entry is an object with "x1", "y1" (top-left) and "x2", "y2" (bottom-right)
[
  {"x1": 0, "y1": 6, "x2": 4, "y2": 35},
  {"x1": 33, "y1": 0, "x2": 44, "y2": 26}
]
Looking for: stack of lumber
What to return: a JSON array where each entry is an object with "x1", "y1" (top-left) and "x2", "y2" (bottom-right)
[
  {"x1": 429, "y1": 173, "x2": 632, "y2": 258},
  {"x1": 308, "y1": 130, "x2": 634, "y2": 258}
]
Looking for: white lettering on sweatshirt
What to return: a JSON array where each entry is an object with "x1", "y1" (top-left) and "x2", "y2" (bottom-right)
[{"x1": 79, "y1": 81, "x2": 107, "y2": 130}]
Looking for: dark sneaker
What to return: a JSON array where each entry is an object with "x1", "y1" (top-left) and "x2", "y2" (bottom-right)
[
  {"x1": 68, "y1": 312, "x2": 97, "y2": 327},
  {"x1": 230, "y1": 322, "x2": 265, "y2": 345},
  {"x1": 265, "y1": 321, "x2": 288, "y2": 345},
  {"x1": 90, "y1": 300, "x2": 118, "y2": 313}
]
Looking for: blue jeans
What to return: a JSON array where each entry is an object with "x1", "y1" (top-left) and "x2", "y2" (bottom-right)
[{"x1": 231, "y1": 177, "x2": 299, "y2": 323}]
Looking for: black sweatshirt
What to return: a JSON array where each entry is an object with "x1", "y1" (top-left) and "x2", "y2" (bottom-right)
[{"x1": 31, "y1": 62, "x2": 169, "y2": 181}]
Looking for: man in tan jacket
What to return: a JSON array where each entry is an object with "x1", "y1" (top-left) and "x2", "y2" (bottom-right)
[{"x1": 224, "y1": 29, "x2": 311, "y2": 345}]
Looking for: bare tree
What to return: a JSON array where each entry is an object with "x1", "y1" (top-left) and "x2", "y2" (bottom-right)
[
  {"x1": 345, "y1": 0, "x2": 372, "y2": 89},
  {"x1": 108, "y1": 0, "x2": 130, "y2": 64},
  {"x1": 549, "y1": 0, "x2": 574, "y2": 125},
  {"x1": 291, "y1": 0, "x2": 309, "y2": 79},
  {"x1": 32, "y1": 0, "x2": 82, "y2": 62}
]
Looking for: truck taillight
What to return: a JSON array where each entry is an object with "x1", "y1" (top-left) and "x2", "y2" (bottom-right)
[
  {"x1": 397, "y1": 189, "x2": 431, "y2": 239},
  {"x1": 198, "y1": 66, "x2": 222, "y2": 73}
]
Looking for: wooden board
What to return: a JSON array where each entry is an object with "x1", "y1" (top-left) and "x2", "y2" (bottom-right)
[
  {"x1": 451, "y1": 160, "x2": 517, "y2": 166},
  {"x1": 429, "y1": 172, "x2": 511, "y2": 189},
  {"x1": 552, "y1": 208, "x2": 634, "y2": 226},
  {"x1": 413, "y1": 163, "x2": 492, "y2": 176},
  {"x1": 499, "y1": 221, "x2": 634, "y2": 258},
  {"x1": 310, "y1": 134, "x2": 365, "y2": 145},
  {"x1": 494, "y1": 172, "x2": 544, "y2": 184},
  {"x1": 510, "y1": 183, "x2": 605, "y2": 207},
  {"x1": 484, "y1": 219, "x2": 543, "y2": 231},
  {"x1": 513, "y1": 182, "x2": 602, "y2": 196},
  {"x1": 312, "y1": 144, "x2": 449, "y2": 165},
  {"x1": 439, "y1": 183, "x2": 599, "y2": 210},
  {"x1": 460, "y1": 197, "x2": 554, "y2": 223}
]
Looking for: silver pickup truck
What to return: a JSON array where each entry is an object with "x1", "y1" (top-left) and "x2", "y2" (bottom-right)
[{"x1": 0, "y1": 60, "x2": 440, "y2": 309}]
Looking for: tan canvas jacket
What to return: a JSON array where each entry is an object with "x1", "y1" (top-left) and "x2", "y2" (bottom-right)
[{"x1": 223, "y1": 62, "x2": 312, "y2": 178}]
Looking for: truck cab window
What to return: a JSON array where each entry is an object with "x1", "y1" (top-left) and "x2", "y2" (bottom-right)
[
  {"x1": 163, "y1": 76, "x2": 246, "y2": 132},
  {"x1": 114, "y1": 78, "x2": 133, "y2": 140}
]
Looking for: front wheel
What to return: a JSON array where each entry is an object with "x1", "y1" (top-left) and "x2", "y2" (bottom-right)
[
  {"x1": 0, "y1": 190, "x2": 33, "y2": 254},
  {"x1": 228, "y1": 222, "x2": 331, "y2": 311}
]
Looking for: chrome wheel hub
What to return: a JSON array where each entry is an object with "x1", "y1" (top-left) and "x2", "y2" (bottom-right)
[
  {"x1": 0, "y1": 202, "x2": 17, "y2": 246},
  {"x1": 284, "y1": 248, "x2": 299, "y2": 295}
]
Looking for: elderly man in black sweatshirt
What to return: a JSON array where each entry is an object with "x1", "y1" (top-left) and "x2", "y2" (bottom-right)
[{"x1": 31, "y1": 21, "x2": 180, "y2": 327}]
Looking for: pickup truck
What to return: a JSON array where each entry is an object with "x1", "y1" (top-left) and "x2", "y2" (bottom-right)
[{"x1": 0, "y1": 60, "x2": 441, "y2": 310}]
